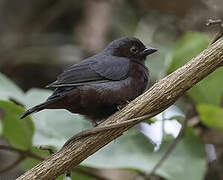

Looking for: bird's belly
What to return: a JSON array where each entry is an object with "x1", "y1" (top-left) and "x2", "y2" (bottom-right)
[
  {"x1": 63, "y1": 76, "x2": 148, "y2": 121},
  {"x1": 79, "y1": 77, "x2": 147, "y2": 106}
]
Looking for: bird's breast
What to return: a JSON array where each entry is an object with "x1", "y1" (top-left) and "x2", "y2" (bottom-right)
[
  {"x1": 128, "y1": 62, "x2": 149, "y2": 95},
  {"x1": 78, "y1": 62, "x2": 149, "y2": 106}
]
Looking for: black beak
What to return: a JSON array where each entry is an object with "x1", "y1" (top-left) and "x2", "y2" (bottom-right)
[{"x1": 141, "y1": 46, "x2": 158, "y2": 56}]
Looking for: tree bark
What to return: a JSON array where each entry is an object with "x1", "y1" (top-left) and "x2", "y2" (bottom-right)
[{"x1": 17, "y1": 37, "x2": 223, "y2": 180}]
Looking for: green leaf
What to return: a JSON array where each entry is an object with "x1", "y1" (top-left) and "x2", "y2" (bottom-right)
[
  {"x1": 168, "y1": 115, "x2": 184, "y2": 122},
  {"x1": 166, "y1": 32, "x2": 223, "y2": 105},
  {"x1": 166, "y1": 32, "x2": 209, "y2": 73},
  {"x1": 144, "y1": 117, "x2": 156, "y2": 124},
  {"x1": 197, "y1": 104, "x2": 223, "y2": 132},
  {"x1": 156, "y1": 128, "x2": 206, "y2": 180},
  {"x1": 188, "y1": 68, "x2": 223, "y2": 105},
  {"x1": 84, "y1": 128, "x2": 206, "y2": 180},
  {"x1": 0, "y1": 72, "x2": 24, "y2": 103},
  {"x1": 0, "y1": 100, "x2": 34, "y2": 150}
]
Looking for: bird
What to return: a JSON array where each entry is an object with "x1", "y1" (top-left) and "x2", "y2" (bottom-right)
[{"x1": 20, "y1": 37, "x2": 157, "y2": 126}]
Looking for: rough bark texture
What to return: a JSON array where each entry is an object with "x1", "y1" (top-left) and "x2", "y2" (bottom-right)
[{"x1": 17, "y1": 37, "x2": 223, "y2": 180}]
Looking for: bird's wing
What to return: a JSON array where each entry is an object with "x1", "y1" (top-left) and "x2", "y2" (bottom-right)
[
  {"x1": 46, "y1": 55, "x2": 130, "y2": 88},
  {"x1": 91, "y1": 54, "x2": 129, "y2": 80}
]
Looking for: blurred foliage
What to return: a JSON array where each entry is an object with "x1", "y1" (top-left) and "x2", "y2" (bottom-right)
[
  {"x1": 0, "y1": 101, "x2": 34, "y2": 150},
  {"x1": 0, "y1": 73, "x2": 24, "y2": 102},
  {"x1": 85, "y1": 128, "x2": 206, "y2": 180},
  {"x1": 197, "y1": 104, "x2": 223, "y2": 133},
  {"x1": 166, "y1": 32, "x2": 223, "y2": 106},
  {"x1": 166, "y1": 32, "x2": 210, "y2": 73}
]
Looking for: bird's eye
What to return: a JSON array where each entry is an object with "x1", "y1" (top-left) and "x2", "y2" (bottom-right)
[{"x1": 130, "y1": 46, "x2": 138, "y2": 54}]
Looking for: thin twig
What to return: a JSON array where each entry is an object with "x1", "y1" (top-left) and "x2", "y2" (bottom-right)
[
  {"x1": 0, "y1": 144, "x2": 110, "y2": 179},
  {"x1": 0, "y1": 145, "x2": 44, "y2": 161},
  {"x1": 145, "y1": 117, "x2": 188, "y2": 179},
  {"x1": 0, "y1": 155, "x2": 25, "y2": 174},
  {"x1": 0, "y1": 145, "x2": 44, "y2": 174},
  {"x1": 63, "y1": 110, "x2": 160, "y2": 148}
]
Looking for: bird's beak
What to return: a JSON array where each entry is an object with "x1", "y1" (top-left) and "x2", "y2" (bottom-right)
[{"x1": 141, "y1": 46, "x2": 158, "y2": 56}]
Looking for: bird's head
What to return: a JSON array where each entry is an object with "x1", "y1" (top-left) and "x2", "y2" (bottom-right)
[{"x1": 105, "y1": 37, "x2": 157, "y2": 61}]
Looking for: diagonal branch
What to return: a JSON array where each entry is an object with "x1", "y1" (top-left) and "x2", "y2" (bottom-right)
[{"x1": 17, "y1": 37, "x2": 223, "y2": 180}]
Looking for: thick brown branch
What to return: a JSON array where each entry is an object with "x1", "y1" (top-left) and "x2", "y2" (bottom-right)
[{"x1": 17, "y1": 37, "x2": 223, "y2": 180}]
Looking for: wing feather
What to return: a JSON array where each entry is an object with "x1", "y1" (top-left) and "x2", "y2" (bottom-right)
[{"x1": 47, "y1": 54, "x2": 129, "y2": 88}]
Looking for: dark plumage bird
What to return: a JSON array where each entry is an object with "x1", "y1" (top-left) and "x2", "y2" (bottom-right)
[{"x1": 21, "y1": 37, "x2": 157, "y2": 126}]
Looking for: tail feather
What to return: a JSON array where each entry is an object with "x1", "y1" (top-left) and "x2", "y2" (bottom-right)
[
  {"x1": 21, "y1": 87, "x2": 71, "y2": 119},
  {"x1": 20, "y1": 96, "x2": 64, "y2": 119}
]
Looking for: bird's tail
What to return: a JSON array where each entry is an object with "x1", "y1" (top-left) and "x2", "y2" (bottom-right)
[
  {"x1": 21, "y1": 90, "x2": 67, "y2": 119},
  {"x1": 20, "y1": 102, "x2": 50, "y2": 119}
]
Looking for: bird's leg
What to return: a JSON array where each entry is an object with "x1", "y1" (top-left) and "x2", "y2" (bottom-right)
[{"x1": 206, "y1": 19, "x2": 223, "y2": 44}]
